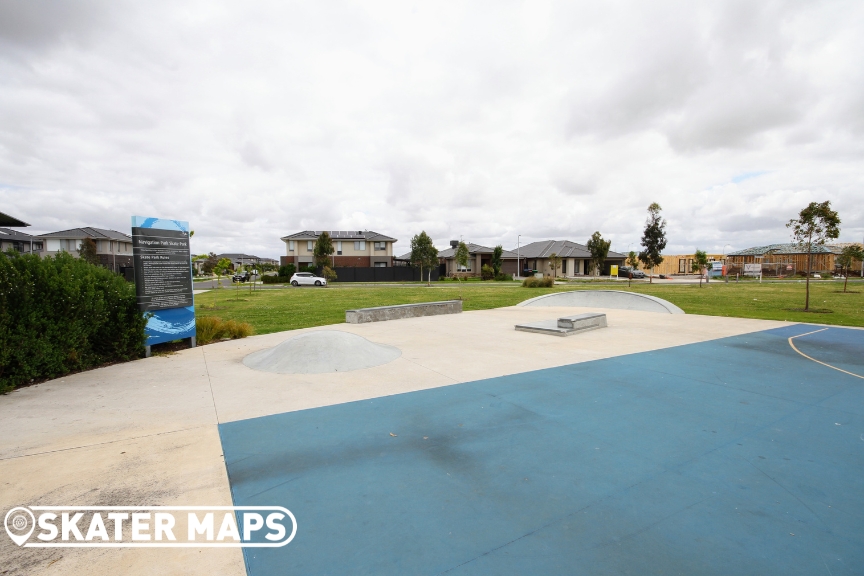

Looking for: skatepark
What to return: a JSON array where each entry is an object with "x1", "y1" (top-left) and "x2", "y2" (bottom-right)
[{"x1": 2, "y1": 293, "x2": 862, "y2": 575}]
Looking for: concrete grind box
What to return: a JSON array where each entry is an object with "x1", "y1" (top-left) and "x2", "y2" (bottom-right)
[{"x1": 346, "y1": 300, "x2": 462, "y2": 324}]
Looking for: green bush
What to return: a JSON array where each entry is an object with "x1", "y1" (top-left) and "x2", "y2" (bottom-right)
[
  {"x1": 494, "y1": 273, "x2": 512, "y2": 281},
  {"x1": 321, "y1": 266, "x2": 337, "y2": 282},
  {"x1": 0, "y1": 251, "x2": 147, "y2": 393},
  {"x1": 262, "y1": 275, "x2": 291, "y2": 284},
  {"x1": 278, "y1": 264, "x2": 296, "y2": 278},
  {"x1": 521, "y1": 276, "x2": 554, "y2": 288},
  {"x1": 481, "y1": 264, "x2": 494, "y2": 280}
]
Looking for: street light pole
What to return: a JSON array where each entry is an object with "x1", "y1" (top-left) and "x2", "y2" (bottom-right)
[{"x1": 517, "y1": 235, "x2": 521, "y2": 279}]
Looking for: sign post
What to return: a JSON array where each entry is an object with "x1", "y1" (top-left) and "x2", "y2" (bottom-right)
[{"x1": 131, "y1": 216, "x2": 196, "y2": 357}]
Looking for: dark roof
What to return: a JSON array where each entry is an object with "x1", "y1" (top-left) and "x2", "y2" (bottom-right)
[
  {"x1": 0, "y1": 211, "x2": 29, "y2": 227},
  {"x1": 39, "y1": 227, "x2": 132, "y2": 241},
  {"x1": 511, "y1": 240, "x2": 625, "y2": 259},
  {"x1": 281, "y1": 230, "x2": 397, "y2": 242},
  {"x1": 0, "y1": 227, "x2": 35, "y2": 241},
  {"x1": 435, "y1": 243, "x2": 518, "y2": 259},
  {"x1": 727, "y1": 243, "x2": 833, "y2": 256}
]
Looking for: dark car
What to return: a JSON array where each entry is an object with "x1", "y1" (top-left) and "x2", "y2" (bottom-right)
[
  {"x1": 232, "y1": 272, "x2": 250, "y2": 283},
  {"x1": 617, "y1": 266, "x2": 645, "y2": 279}
]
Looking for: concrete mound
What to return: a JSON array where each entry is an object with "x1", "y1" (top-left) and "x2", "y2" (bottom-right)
[
  {"x1": 243, "y1": 331, "x2": 402, "y2": 374},
  {"x1": 518, "y1": 290, "x2": 684, "y2": 314}
]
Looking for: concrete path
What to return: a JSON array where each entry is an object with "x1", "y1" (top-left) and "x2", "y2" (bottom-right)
[{"x1": 1, "y1": 307, "x2": 796, "y2": 574}]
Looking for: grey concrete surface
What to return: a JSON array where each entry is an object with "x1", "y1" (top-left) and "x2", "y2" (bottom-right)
[
  {"x1": 515, "y1": 312, "x2": 607, "y2": 336},
  {"x1": 518, "y1": 290, "x2": 684, "y2": 314},
  {"x1": 242, "y1": 330, "x2": 402, "y2": 374},
  {"x1": 346, "y1": 300, "x2": 462, "y2": 323}
]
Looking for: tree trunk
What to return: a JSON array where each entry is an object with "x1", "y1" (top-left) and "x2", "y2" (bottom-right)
[
  {"x1": 805, "y1": 234, "x2": 812, "y2": 311},
  {"x1": 844, "y1": 267, "x2": 849, "y2": 293}
]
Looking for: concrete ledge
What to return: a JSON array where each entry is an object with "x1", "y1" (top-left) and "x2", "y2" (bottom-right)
[
  {"x1": 518, "y1": 290, "x2": 684, "y2": 314},
  {"x1": 516, "y1": 312, "x2": 607, "y2": 337},
  {"x1": 346, "y1": 300, "x2": 462, "y2": 324}
]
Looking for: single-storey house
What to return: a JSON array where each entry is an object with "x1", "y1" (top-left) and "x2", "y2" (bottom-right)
[
  {"x1": 0, "y1": 227, "x2": 42, "y2": 254},
  {"x1": 38, "y1": 227, "x2": 134, "y2": 273},
  {"x1": 280, "y1": 230, "x2": 397, "y2": 268},
  {"x1": 429, "y1": 243, "x2": 519, "y2": 277},
  {"x1": 512, "y1": 240, "x2": 626, "y2": 277},
  {"x1": 724, "y1": 243, "x2": 859, "y2": 276}
]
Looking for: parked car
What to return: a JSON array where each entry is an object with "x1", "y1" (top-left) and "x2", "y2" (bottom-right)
[
  {"x1": 290, "y1": 272, "x2": 327, "y2": 287},
  {"x1": 232, "y1": 271, "x2": 250, "y2": 283},
  {"x1": 617, "y1": 266, "x2": 646, "y2": 279}
]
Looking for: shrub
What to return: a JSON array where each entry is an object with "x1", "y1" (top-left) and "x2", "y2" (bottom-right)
[
  {"x1": 521, "y1": 276, "x2": 554, "y2": 288},
  {"x1": 194, "y1": 316, "x2": 254, "y2": 345},
  {"x1": 262, "y1": 275, "x2": 291, "y2": 284},
  {"x1": 480, "y1": 264, "x2": 494, "y2": 280},
  {"x1": 321, "y1": 266, "x2": 337, "y2": 282},
  {"x1": 278, "y1": 264, "x2": 296, "y2": 278},
  {"x1": 494, "y1": 273, "x2": 512, "y2": 281},
  {"x1": 0, "y1": 251, "x2": 147, "y2": 393}
]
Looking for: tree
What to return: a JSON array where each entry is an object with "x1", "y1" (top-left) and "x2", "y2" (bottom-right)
[
  {"x1": 835, "y1": 244, "x2": 863, "y2": 293},
  {"x1": 787, "y1": 201, "x2": 840, "y2": 311},
  {"x1": 491, "y1": 245, "x2": 503, "y2": 276},
  {"x1": 626, "y1": 251, "x2": 640, "y2": 270},
  {"x1": 638, "y1": 202, "x2": 667, "y2": 284},
  {"x1": 215, "y1": 257, "x2": 232, "y2": 288},
  {"x1": 201, "y1": 252, "x2": 218, "y2": 275},
  {"x1": 548, "y1": 253, "x2": 562, "y2": 278},
  {"x1": 691, "y1": 249, "x2": 709, "y2": 288},
  {"x1": 586, "y1": 232, "x2": 611, "y2": 277},
  {"x1": 454, "y1": 241, "x2": 469, "y2": 299},
  {"x1": 313, "y1": 232, "x2": 335, "y2": 268},
  {"x1": 410, "y1": 231, "x2": 439, "y2": 285},
  {"x1": 79, "y1": 237, "x2": 100, "y2": 266},
  {"x1": 321, "y1": 266, "x2": 337, "y2": 282}
]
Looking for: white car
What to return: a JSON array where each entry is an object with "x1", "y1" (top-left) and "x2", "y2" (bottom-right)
[{"x1": 290, "y1": 272, "x2": 327, "y2": 287}]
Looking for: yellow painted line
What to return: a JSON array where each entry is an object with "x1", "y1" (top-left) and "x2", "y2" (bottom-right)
[{"x1": 788, "y1": 328, "x2": 864, "y2": 380}]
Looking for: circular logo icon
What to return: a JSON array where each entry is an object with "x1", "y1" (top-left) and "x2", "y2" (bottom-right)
[{"x1": 4, "y1": 507, "x2": 35, "y2": 546}]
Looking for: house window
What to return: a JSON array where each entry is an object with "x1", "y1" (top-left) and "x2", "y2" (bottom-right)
[
  {"x1": 373, "y1": 261, "x2": 387, "y2": 268},
  {"x1": 337, "y1": 241, "x2": 342, "y2": 255},
  {"x1": 307, "y1": 241, "x2": 313, "y2": 251},
  {"x1": 374, "y1": 242, "x2": 386, "y2": 251},
  {"x1": 679, "y1": 259, "x2": 686, "y2": 273},
  {"x1": 354, "y1": 241, "x2": 366, "y2": 250},
  {"x1": 288, "y1": 241, "x2": 295, "y2": 252},
  {"x1": 562, "y1": 260, "x2": 567, "y2": 274}
]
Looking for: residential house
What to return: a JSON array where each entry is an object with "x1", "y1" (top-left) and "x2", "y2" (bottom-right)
[
  {"x1": 725, "y1": 243, "x2": 841, "y2": 276},
  {"x1": 652, "y1": 254, "x2": 727, "y2": 276},
  {"x1": 433, "y1": 243, "x2": 519, "y2": 277},
  {"x1": 0, "y1": 228, "x2": 42, "y2": 254},
  {"x1": 38, "y1": 227, "x2": 134, "y2": 273},
  {"x1": 280, "y1": 231, "x2": 397, "y2": 268},
  {"x1": 513, "y1": 240, "x2": 626, "y2": 277},
  {"x1": 0, "y1": 211, "x2": 30, "y2": 227}
]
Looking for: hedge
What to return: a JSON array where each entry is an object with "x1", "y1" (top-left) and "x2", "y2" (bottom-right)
[
  {"x1": 0, "y1": 251, "x2": 147, "y2": 393},
  {"x1": 262, "y1": 275, "x2": 292, "y2": 284}
]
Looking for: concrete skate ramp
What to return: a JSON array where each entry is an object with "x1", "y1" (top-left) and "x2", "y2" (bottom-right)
[
  {"x1": 243, "y1": 331, "x2": 402, "y2": 374},
  {"x1": 518, "y1": 290, "x2": 684, "y2": 314}
]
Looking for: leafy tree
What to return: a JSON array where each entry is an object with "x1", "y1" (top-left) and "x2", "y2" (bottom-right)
[
  {"x1": 79, "y1": 237, "x2": 100, "y2": 266},
  {"x1": 454, "y1": 241, "x2": 469, "y2": 299},
  {"x1": 691, "y1": 249, "x2": 709, "y2": 288},
  {"x1": 481, "y1": 264, "x2": 495, "y2": 280},
  {"x1": 835, "y1": 244, "x2": 862, "y2": 293},
  {"x1": 313, "y1": 232, "x2": 335, "y2": 268},
  {"x1": 321, "y1": 266, "x2": 337, "y2": 282},
  {"x1": 201, "y1": 252, "x2": 218, "y2": 275},
  {"x1": 278, "y1": 264, "x2": 296, "y2": 278},
  {"x1": 586, "y1": 232, "x2": 611, "y2": 277},
  {"x1": 410, "y1": 231, "x2": 439, "y2": 285},
  {"x1": 626, "y1": 251, "x2": 640, "y2": 270},
  {"x1": 548, "y1": 253, "x2": 562, "y2": 278},
  {"x1": 638, "y1": 202, "x2": 667, "y2": 284},
  {"x1": 787, "y1": 201, "x2": 840, "y2": 310},
  {"x1": 491, "y1": 245, "x2": 503, "y2": 276},
  {"x1": 215, "y1": 257, "x2": 232, "y2": 288}
]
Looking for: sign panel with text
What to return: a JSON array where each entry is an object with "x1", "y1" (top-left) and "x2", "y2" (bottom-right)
[{"x1": 131, "y1": 216, "x2": 195, "y2": 346}]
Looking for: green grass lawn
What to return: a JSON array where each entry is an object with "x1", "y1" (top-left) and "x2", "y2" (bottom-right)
[{"x1": 193, "y1": 280, "x2": 864, "y2": 335}]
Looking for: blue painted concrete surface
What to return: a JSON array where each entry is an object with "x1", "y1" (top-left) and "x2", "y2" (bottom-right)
[{"x1": 219, "y1": 325, "x2": 864, "y2": 575}]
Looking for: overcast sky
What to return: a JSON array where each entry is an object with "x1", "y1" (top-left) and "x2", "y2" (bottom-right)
[{"x1": 1, "y1": 0, "x2": 862, "y2": 258}]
